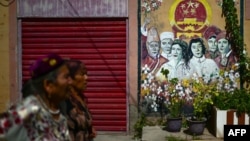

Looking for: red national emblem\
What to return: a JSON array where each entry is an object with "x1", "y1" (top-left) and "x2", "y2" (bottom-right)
[{"x1": 169, "y1": 0, "x2": 212, "y2": 39}]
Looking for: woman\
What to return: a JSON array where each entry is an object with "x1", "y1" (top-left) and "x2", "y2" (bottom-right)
[
  {"x1": 61, "y1": 60, "x2": 96, "y2": 141},
  {"x1": 0, "y1": 53, "x2": 72, "y2": 140},
  {"x1": 156, "y1": 39, "x2": 197, "y2": 82},
  {"x1": 188, "y1": 38, "x2": 219, "y2": 82}
]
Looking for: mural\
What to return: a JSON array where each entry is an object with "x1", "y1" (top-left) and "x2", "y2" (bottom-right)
[{"x1": 140, "y1": 0, "x2": 240, "y2": 117}]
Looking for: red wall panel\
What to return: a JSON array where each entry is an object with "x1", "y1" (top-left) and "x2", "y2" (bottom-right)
[{"x1": 21, "y1": 18, "x2": 127, "y2": 131}]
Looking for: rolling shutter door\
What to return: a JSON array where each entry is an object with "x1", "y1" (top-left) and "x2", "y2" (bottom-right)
[{"x1": 21, "y1": 18, "x2": 127, "y2": 131}]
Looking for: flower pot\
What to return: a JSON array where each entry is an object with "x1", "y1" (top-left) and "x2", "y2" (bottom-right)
[
  {"x1": 165, "y1": 117, "x2": 182, "y2": 132},
  {"x1": 185, "y1": 117, "x2": 206, "y2": 135}
]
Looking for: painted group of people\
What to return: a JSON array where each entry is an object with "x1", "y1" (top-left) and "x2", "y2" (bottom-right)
[
  {"x1": 0, "y1": 53, "x2": 96, "y2": 141},
  {"x1": 141, "y1": 24, "x2": 238, "y2": 82}
]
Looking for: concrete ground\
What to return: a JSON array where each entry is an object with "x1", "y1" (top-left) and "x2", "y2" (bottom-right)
[{"x1": 94, "y1": 126, "x2": 224, "y2": 141}]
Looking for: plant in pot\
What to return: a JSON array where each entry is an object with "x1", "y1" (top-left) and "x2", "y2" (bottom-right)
[
  {"x1": 212, "y1": 66, "x2": 240, "y2": 110},
  {"x1": 213, "y1": 85, "x2": 250, "y2": 117},
  {"x1": 162, "y1": 78, "x2": 185, "y2": 132},
  {"x1": 160, "y1": 68, "x2": 218, "y2": 135},
  {"x1": 208, "y1": 87, "x2": 250, "y2": 138},
  {"x1": 206, "y1": 65, "x2": 246, "y2": 138},
  {"x1": 230, "y1": 88, "x2": 250, "y2": 117},
  {"x1": 164, "y1": 78, "x2": 185, "y2": 118},
  {"x1": 160, "y1": 68, "x2": 192, "y2": 132},
  {"x1": 184, "y1": 74, "x2": 219, "y2": 136}
]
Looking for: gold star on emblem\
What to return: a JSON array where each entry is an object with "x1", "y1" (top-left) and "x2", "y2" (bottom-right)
[
  {"x1": 190, "y1": 8, "x2": 196, "y2": 15},
  {"x1": 194, "y1": 2, "x2": 199, "y2": 8},
  {"x1": 181, "y1": 3, "x2": 186, "y2": 9},
  {"x1": 183, "y1": 9, "x2": 189, "y2": 15},
  {"x1": 187, "y1": 0, "x2": 194, "y2": 8}
]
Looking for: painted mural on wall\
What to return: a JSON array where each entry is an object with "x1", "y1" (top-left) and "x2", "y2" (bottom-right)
[{"x1": 140, "y1": 0, "x2": 240, "y2": 116}]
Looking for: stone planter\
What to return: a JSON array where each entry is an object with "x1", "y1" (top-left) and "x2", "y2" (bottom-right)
[
  {"x1": 185, "y1": 117, "x2": 206, "y2": 135},
  {"x1": 207, "y1": 106, "x2": 250, "y2": 138},
  {"x1": 165, "y1": 117, "x2": 182, "y2": 132}
]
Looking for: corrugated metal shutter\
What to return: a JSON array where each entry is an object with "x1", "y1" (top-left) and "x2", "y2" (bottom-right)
[{"x1": 21, "y1": 18, "x2": 127, "y2": 132}]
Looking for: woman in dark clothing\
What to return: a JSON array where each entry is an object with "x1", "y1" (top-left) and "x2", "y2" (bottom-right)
[{"x1": 62, "y1": 60, "x2": 96, "y2": 141}]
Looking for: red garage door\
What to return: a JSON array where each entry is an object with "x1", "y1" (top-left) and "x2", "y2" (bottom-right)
[{"x1": 21, "y1": 18, "x2": 127, "y2": 131}]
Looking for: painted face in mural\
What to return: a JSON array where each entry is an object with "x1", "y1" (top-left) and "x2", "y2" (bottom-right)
[
  {"x1": 171, "y1": 44, "x2": 182, "y2": 61},
  {"x1": 161, "y1": 38, "x2": 173, "y2": 54},
  {"x1": 217, "y1": 38, "x2": 230, "y2": 54},
  {"x1": 207, "y1": 37, "x2": 218, "y2": 52},
  {"x1": 191, "y1": 42, "x2": 203, "y2": 58},
  {"x1": 147, "y1": 41, "x2": 160, "y2": 58}
]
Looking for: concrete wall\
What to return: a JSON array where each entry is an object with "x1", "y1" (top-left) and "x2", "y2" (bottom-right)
[
  {"x1": 244, "y1": 0, "x2": 250, "y2": 53},
  {"x1": 0, "y1": 6, "x2": 10, "y2": 112},
  {"x1": 0, "y1": 0, "x2": 18, "y2": 112},
  {"x1": 128, "y1": 0, "x2": 138, "y2": 133}
]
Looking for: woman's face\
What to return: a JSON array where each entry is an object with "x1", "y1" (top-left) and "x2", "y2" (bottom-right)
[
  {"x1": 171, "y1": 44, "x2": 183, "y2": 61},
  {"x1": 71, "y1": 64, "x2": 88, "y2": 92},
  {"x1": 49, "y1": 65, "x2": 72, "y2": 101},
  {"x1": 191, "y1": 42, "x2": 203, "y2": 58}
]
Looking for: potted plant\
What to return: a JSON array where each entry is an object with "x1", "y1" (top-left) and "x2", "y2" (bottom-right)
[
  {"x1": 184, "y1": 74, "x2": 218, "y2": 136},
  {"x1": 159, "y1": 68, "x2": 218, "y2": 134},
  {"x1": 160, "y1": 68, "x2": 192, "y2": 132},
  {"x1": 212, "y1": 66, "x2": 241, "y2": 111},
  {"x1": 209, "y1": 88, "x2": 250, "y2": 138},
  {"x1": 206, "y1": 64, "x2": 249, "y2": 138},
  {"x1": 160, "y1": 68, "x2": 219, "y2": 135},
  {"x1": 163, "y1": 78, "x2": 185, "y2": 118},
  {"x1": 140, "y1": 65, "x2": 190, "y2": 132},
  {"x1": 162, "y1": 77, "x2": 185, "y2": 132},
  {"x1": 209, "y1": 86, "x2": 250, "y2": 138}
]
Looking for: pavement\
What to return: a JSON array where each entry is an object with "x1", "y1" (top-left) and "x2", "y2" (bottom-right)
[{"x1": 94, "y1": 126, "x2": 224, "y2": 141}]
